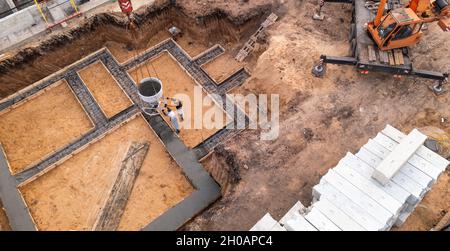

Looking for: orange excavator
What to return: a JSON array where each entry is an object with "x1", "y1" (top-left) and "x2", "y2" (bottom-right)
[
  {"x1": 313, "y1": 0, "x2": 450, "y2": 93},
  {"x1": 368, "y1": 0, "x2": 450, "y2": 50}
]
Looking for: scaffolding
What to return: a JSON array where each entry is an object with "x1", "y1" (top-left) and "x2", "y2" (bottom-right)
[{"x1": 33, "y1": 0, "x2": 81, "y2": 28}]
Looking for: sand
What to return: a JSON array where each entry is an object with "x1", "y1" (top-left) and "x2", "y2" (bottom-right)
[
  {"x1": 78, "y1": 61, "x2": 132, "y2": 118},
  {"x1": 0, "y1": 80, "x2": 93, "y2": 174},
  {"x1": 0, "y1": 201, "x2": 11, "y2": 231},
  {"x1": 106, "y1": 30, "x2": 209, "y2": 64},
  {"x1": 201, "y1": 53, "x2": 244, "y2": 84},
  {"x1": 128, "y1": 52, "x2": 229, "y2": 148},
  {"x1": 20, "y1": 116, "x2": 194, "y2": 231}
]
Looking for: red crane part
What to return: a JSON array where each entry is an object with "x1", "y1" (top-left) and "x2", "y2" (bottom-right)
[{"x1": 118, "y1": 0, "x2": 133, "y2": 15}]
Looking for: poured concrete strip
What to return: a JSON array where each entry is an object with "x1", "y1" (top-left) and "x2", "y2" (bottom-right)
[
  {"x1": 66, "y1": 71, "x2": 108, "y2": 126},
  {"x1": 193, "y1": 44, "x2": 225, "y2": 66},
  {"x1": 15, "y1": 106, "x2": 140, "y2": 184},
  {"x1": 372, "y1": 129, "x2": 427, "y2": 185},
  {"x1": 217, "y1": 68, "x2": 251, "y2": 94},
  {"x1": 142, "y1": 114, "x2": 221, "y2": 231},
  {"x1": 0, "y1": 145, "x2": 36, "y2": 231},
  {"x1": 121, "y1": 40, "x2": 172, "y2": 71}
]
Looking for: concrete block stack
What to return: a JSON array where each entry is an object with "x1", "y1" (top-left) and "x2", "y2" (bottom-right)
[{"x1": 251, "y1": 124, "x2": 449, "y2": 231}]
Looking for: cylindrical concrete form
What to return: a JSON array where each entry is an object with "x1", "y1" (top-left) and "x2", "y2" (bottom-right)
[{"x1": 138, "y1": 77, "x2": 163, "y2": 107}]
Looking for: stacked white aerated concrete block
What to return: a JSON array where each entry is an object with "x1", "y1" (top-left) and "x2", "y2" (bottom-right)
[{"x1": 250, "y1": 125, "x2": 449, "y2": 231}]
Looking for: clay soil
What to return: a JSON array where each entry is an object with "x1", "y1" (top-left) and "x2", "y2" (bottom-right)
[
  {"x1": 1, "y1": 0, "x2": 448, "y2": 231},
  {"x1": 20, "y1": 116, "x2": 194, "y2": 231},
  {"x1": 184, "y1": 0, "x2": 450, "y2": 231},
  {"x1": 0, "y1": 202, "x2": 11, "y2": 231},
  {"x1": 106, "y1": 32, "x2": 209, "y2": 64},
  {"x1": 201, "y1": 53, "x2": 245, "y2": 84},
  {"x1": 78, "y1": 61, "x2": 132, "y2": 118},
  {"x1": 128, "y1": 52, "x2": 229, "y2": 148},
  {"x1": 0, "y1": 80, "x2": 93, "y2": 174}
]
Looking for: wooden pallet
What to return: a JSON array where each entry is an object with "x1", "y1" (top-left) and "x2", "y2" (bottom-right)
[
  {"x1": 235, "y1": 13, "x2": 278, "y2": 62},
  {"x1": 370, "y1": 46, "x2": 405, "y2": 66}
]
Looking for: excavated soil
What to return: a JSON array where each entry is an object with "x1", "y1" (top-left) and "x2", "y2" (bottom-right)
[
  {"x1": 20, "y1": 116, "x2": 194, "y2": 231},
  {"x1": 184, "y1": 0, "x2": 450, "y2": 231},
  {"x1": 0, "y1": 80, "x2": 93, "y2": 174},
  {"x1": 0, "y1": 0, "x2": 269, "y2": 99},
  {"x1": 78, "y1": 61, "x2": 132, "y2": 118},
  {"x1": 0, "y1": 202, "x2": 10, "y2": 231},
  {"x1": 128, "y1": 52, "x2": 229, "y2": 148}
]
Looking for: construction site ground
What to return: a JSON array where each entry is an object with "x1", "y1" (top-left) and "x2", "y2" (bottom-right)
[
  {"x1": 128, "y1": 52, "x2": 229, "y2": 148},
  {"x1": 0, "y1": 0, "x2": 448, "y2": 231},
  {"x1": 0, "y1": 80, "x2": 94, "y2": 174},
  {"x1": 20, "y1": 116, "x2": 193, "y2": 230},
  {"x1": 78, "y1": 61, "x2": 133, "y2": 118}
]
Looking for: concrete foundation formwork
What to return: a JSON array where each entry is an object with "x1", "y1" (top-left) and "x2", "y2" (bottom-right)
[{"x1": 0, "y1": 38, "x2": 250, "y2": 231}]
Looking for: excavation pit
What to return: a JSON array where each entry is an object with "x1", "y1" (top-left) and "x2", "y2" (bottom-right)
[{"x1": 0, "y1": 1, "x2": 263, "y2": 231}]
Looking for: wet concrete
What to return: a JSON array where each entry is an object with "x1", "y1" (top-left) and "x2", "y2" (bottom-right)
[{"x1": 0, "y1": 145, "x2": 36, "y2": 231}]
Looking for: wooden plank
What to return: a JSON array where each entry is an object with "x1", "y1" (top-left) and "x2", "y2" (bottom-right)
[
  {"x1": 379, "y1": 50, "x2": 388, "y2": 64},
  {"x1": 394, "y1": 49, "x2": 404, "y2": 65},
  {"x1": 372, "y1": 129, "x2": 427, "y2": 185},
  {"x1": 387, "y1": 50, "x2": 395, "y2": 65},
  {"x1": 368, "y1": 45, "x2": 377, "y2": 62},
  {"x1": 92, "y1": 141, "x2": 150, "y2": 231}
]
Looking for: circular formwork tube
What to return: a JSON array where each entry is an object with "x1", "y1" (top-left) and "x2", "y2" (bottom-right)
[{"x1": 138, "y1": 77, "x2": 163, "y2": 116}]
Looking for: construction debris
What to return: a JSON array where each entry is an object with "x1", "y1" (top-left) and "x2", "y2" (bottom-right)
[
  {"x1": 251, "y1": 125, "x2": 449, "y2": 231},
  {"x1": 93, "y1": 142, "x2": 150, "y2": 231}
]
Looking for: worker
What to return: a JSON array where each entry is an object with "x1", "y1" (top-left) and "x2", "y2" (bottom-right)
[
  {"x1": 166, "y1": 97, "x2": 184, "y2": 122},
  {"x1": 162, "y1": 106, "x2": 180, "y2": 134}
]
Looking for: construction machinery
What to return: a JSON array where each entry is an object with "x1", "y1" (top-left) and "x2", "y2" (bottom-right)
[{"x1": 312, "y1": 0, "x2": 450, "y2": 93}]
